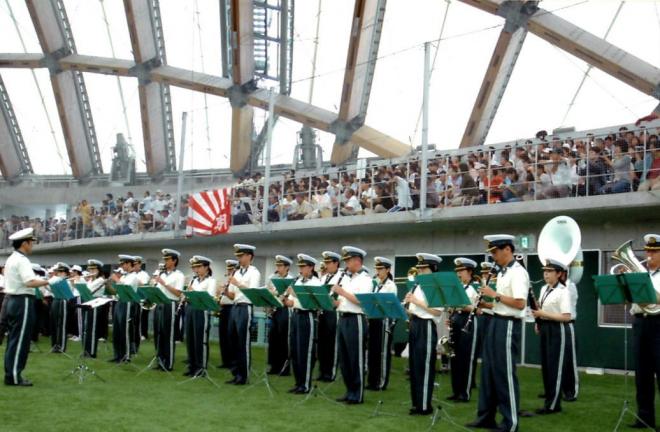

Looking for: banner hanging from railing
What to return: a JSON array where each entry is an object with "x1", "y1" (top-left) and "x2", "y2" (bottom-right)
[{"x1": 185, "y1": 188, "x2": 232, "y2": 236}]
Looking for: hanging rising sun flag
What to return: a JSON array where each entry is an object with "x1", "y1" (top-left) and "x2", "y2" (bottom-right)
[{"x1": 185, "y1": 188, "x2": 232, "y2": 236}]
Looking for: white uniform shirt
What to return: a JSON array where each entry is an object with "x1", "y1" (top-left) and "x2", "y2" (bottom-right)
[
  {"x1": 538, "y1": 282, "x2": 571, "y2": 318},
  {"x1": 373, "y1": 278, "x2": 398, "y2": 295},
  {"x1": 292, "y1": 275, "x2": 321, "y2": 310},
  {"x1": 464, "y1": 282, "x2": 480, "y2": 305},
  {"x1": 630, "y1": 269, "x2": 660, "y2": 315},
  {"x1": 120, "y1": 272, "x2": 139, "y2": 292},
  {"x1": 409, "y1": 284, "x2": 443, "y2": 322},
  {"x1": 321, "y1": 271, "x2": 342, "y2": 287},
  {"x1": 268, "y1": 271, "x2": 295, "y2": 295},
  {"x1": 88, "y1": 277, "x2": 106, "y2": 298},
  {"x1": 492, "y1": 261, "x2": 529, "y2": 318},
  {"x1": 229, "y1": 265, "x2": 261, "y2": 304},
  {"x1": 566, "y1": 280, "x2": 578, "y2": 319},
  {"x1": 3, "y1": 251, "x2": 36, "y2": 296},
  {"x1": 336, "y1": 269, "x2": 371, "y2": 314},
  {"x1": 136, "y1": 270, "x2": 150, "y2": 286},
  {"x1": 157, "y1": 269, "x2": 186, "y2": 301},
  {"x1": 190, "y1": 276, "x2": 217, "y2": 296}
]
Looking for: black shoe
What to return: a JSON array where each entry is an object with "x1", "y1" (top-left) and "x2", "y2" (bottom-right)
[
  {"x1": 107, "y1": 358, "x2": 120, "y2": 363},
  {"x1": 519, "y1": 410, "x2": 536, "y2": 418},
  {"x1": 5, "y1": 379, "x2": 32, "y2": 387},
  {"x1": 288, "y1": 386, "x2": 300, "y2": 393},
  {"x1": 234, "y1": 380, "x2": 247, "y2": 385},
  {"x1": 182, "y1": 370, "x2": 194, "y2": 376},
  {"x1": 563, "y1": 396, "x2": 577, "y2": 402},
  {"x1": 466, "y1": 420, "x2": 497, "y2": 429},
  {"x1": 537, "y1": 393, "x2": 546, "y2": 399},
  {"x1": 628, "y1": 421, "x2": 655, "y2": 429},
  {"x1": 365, "y1": 385, "x2": 380, "y2": 391},
  {"x1": 446, "y1": 395, "x2": 459, "y2": 401},
  {"x1": 535, "y1": 408, "x2": 561, "y2": 415},
  {"x1": 346, "y1": 399, "x2": 363, "y2": 405},
  {"x1": 295, "y1": 388, "x2": 310, "y2": 394},
  {"x1": 225, "y1": 377, "x2": 238, "y2": 384},
  {"x1": 336, "y1": 395, "x2": 349, "y2": 403},
  {"x1": 454, "y1": 397, "x2": 469, "y2": 403}
]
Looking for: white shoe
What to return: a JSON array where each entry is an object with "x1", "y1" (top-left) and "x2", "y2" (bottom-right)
[
  {"x1": 98, "y1": 338, "x2": 106, "y2": 342},
  {"x1": 69, "y1": 336, "x2": 80, "y2": 342},
  {"x1": 140, "y1": 336, "x2": 146, "y2": 341}
]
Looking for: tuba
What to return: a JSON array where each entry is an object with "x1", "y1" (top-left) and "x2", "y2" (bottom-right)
[
  {"x1": 538, "y1": 215, "x2": 583, "y2": 284},
  {"x1": 611, "y1": 240, "x2": 647, "y2": 273}
]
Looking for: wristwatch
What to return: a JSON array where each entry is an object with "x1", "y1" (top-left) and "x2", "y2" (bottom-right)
[{"x1": 495, "y1": 295, "x2": 502, "y2": 303}]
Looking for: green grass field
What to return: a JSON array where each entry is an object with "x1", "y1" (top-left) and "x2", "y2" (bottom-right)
[{"x1": 1, "y1": 338, "x2": 656, "y2": 432}]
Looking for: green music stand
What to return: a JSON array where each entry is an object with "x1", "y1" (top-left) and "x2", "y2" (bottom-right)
[
  {"x1": 75, "y1": 284, "x2": 94, "y2": 303},
  {"x1": 50, "y1": 279, "x2": 74, "y2": 300},
  {"x1": 355, "y1": 292, "x2": 408, "y2": 321},
  {"x1": 113, "y1": 283, "x2": 141, "y2": 303},
  {"x1": 415, "y1": 272, "x2": 470, "y2": 307},
  {"x1": 270, "y1": 278, "x2": 296, "y2": 296},
  {"x1": 594, "y1": 272, "x2": 658, "y2": 430},
  {"x1": 185, "y1": 291, "x2": 221, "y2": 312},
  {"x1": 292, "y1": 285, "x2": 334, "y2": 311},
  {"x1": 240, "y1": 288, "x2": 283, "y2": 309}
]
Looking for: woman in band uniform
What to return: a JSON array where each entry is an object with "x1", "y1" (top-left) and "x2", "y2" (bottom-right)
[{"x1": 184, "y1": 256, "x2": 217, "y2": 377}]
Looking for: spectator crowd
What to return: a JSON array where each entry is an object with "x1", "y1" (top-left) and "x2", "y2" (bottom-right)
[{"x1": 2, "y1": 125, "x2": 659, "y2": 244}]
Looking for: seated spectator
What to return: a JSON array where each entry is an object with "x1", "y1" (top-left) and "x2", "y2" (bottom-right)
[
  {"x1": 288, "y1": 193, "x2": 314, "y2": 220},
  {"x1": 578, "y1": 146, "x2": 608, "y2": 196},
  {"x1": 638, "y1": 141, "x2": 660, "y2": 191},
  {"x1": 232, "y1": 189, "x2": 253, "y2": 225},
  {"x1": 340, "y1": 188, "x2": 362, "y2": 216},
  {"x1": 372, "y1": 184, "x2": 394, "y2": 213},
  {"x1": 600, "y1": 140, "x2": 634, "y2": 194},
  {"x1": 388, "y1": 170, "x2": 413, "y2": 212},
  {"x1": 500, "y1": 168, "x2": 526, "y2": 202},
  {"x1": 539, "y1": 148, "x2": 572, "y2": 199}
]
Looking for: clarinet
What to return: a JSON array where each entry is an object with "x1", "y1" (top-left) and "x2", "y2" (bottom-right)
[
  {"x1": 462, "y1": 265, "x2": 498, "y2": 333},
  {"x1": 516, "y1": 254, "x2": 541, "y2": 324}
]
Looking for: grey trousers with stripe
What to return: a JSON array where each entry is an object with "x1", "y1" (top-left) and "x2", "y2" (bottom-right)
[
  {"x1": 337, "y1": 313, "x2": 367, "y2": 403},
  {"x1": 409, "y1": 316, "x2": 438, "y2": 412},
  {"x1": 476, "y1": 315, "x2": 521, "y2": 432},
  {"x1": 3, "y1": 295, "x2": 35, "y2": 384},
  {"x1": 290, "y1": 310, "x2": 316, "y2": 392},
  {"x1": 539, "y1": 321, "x2": 565, "y2": 411}
]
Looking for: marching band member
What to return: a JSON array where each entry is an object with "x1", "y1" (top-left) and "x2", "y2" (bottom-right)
[
  {"x1": 317, "y1": 251, "x2": 342, "y2": 382},
  {"x1": 366, "y1": 257, "x2": 398, "y2": 391},
  {"x1": 184, "y1": 256, "x2": 217, "y2": 377},
  {"x1": 531, "y1": 259, "x2": 572, "y2": 415},
  {"x1": 405, "y1": 253, "x2": 443, "y2": 415},
  {"x1": 332, "y1": 246, "x2": 371, "y2": 405},
  {"x1": 629, "y1": 234, "x2": 660, "y2": 429},
  {"x1": 109, "y1": 255, "x2": 139, "y2": 363},
  {"x1": 80, "y1": 259, "x2": 106, "y2": 358},
  {"x1": 561, "y1": 277, "x2": 579, "y2": 402},
  {"x1": 49, "y1": 262, "x2": 71, "y2": 353},
  {"x1": 133, "y1": 256, "x2": 151, "y2": 344},
  {"x1": 285, "y1": 254, "x2": 321, "y2": 394},
  {"x1": 226, "y1": 244, "x2": 261, "y2": 385},
  {"x1": 218, "y1": 259, "x2": 238, "y2": 369},
  {"x1": 68, "y1": 265, "x2": 84, "y2": 342},
  {"x1": 267, "y1": 255, "x2": 294, "y2": 376},
  {"x1": 152, "y1": 249, "x2": 185, "y2": 371},
  {"x1": 468, "y1": 235, "x2": 529, "y2": 432},
  {"x1": 30, "y1": 265, "x2": 50, "y2": 343},
  {"x1": 447, "y1": 258, "x2": 480, "y2": 402},
  {"x1": 3, "y1": 228, "x2": 49, "y2": 386}
]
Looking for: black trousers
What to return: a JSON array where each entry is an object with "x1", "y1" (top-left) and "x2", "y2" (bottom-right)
[
  {"x1": 633, "y1": 314, "x2": 660, "y2": 428},
  {"x1": 3, "y1": 295, "x2": 35, "y2": 384},
  {"x1": 0, "y1": 292, "x2": 6, "y2": 337},
  {"x1": 50, "y1": 298, "x2": 68, "y2": 351},
  {"x1": 367, "y1": 318, "x2": 394, "y2": 390},
  {"x1": 539, "y1": 320, "x2": 565, "y2": 411},
  {"x1": 268, "y1": 307, "x2": 291, "y2": 375},
  {"x1": 82, "y1": 306, "x2": 100, "y2": 357},
  {"x1": 291, "y1": 310, "x2": 316, "y2": 392},
  {"x1": 337, "y1": 313, "x2": 367, "y2": 403},
  {"x1": 156, "y1": 302, "x2": 177, "y2": 370},
  {"x1": 476, "y1": 315, "x2": 521, "y2": 432},
  {"x1": 185, "y1": 308, "x2": 211, "y2": 374},
  {"x1": 141, "y1": 308, "x2": 150, "y2": 340},
  {"x1": 66, "y1": 297, "x2": 81, "y2": 337},
  {"x1": 229, "y1": 304, "x2": 252, "y2": 383},
  {"x1": 409, "y1": 316, "x2": 438, "y2": 412},
  {"x1": 175, "y1": 304, "x2": 185, "y2": 342},
  {"x1": 131, "y1": 307, "x2": 141, "y2": 354},
  {"x1": 473, "y1": 313, "x2": 492, "y2": 389},
  {"x1": 561, "y1": 321, "x2": 579, "y2": 399},
  {"x1": 317, "y1": 310, "x2": 338, "y2": 381},
  {"x1": 218, "y1": 305, "x2": 234, "y2": 368},
  {"x1": 112, "y1": 301, "x2": 133, "y2": 360},
  {"x1": 450, "y1": 312, "x2": 479, "y2": 400},
  {"x1": 97, "y1": 303, "x2": 109, "y2": 340},
  {"x1": 31, "y1": 299, "x2": 48, "y2": 341}
]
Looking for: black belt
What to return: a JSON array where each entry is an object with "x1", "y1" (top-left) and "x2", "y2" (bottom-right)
[
  {"x1": 634, "y1": 313, "x2": 660, "y2": 319},
  {"x1": 338, "y1": 311, "x2": 362, "y2": 317},
  {"x1": 221, "y1": 304, "x2": 234, "y2": 307},
  {"x1": 294, "y1": 309, "x2": 313, "y2": 314},
  {"x1": 493, "y1": 314, "x2": 519, "y2": 321},
  {"x1": 568, "y1": 320, "x2": 576, "y2": 323},
  {"x1": 411, "y1": 315, "x2": 434, "y2": 322},
  {"x1": 6, "y1": 294, "x2": 35, "y2": 298},
  {"x1": 235, "y1": 303, "x2": 252, "y2": 307}
]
